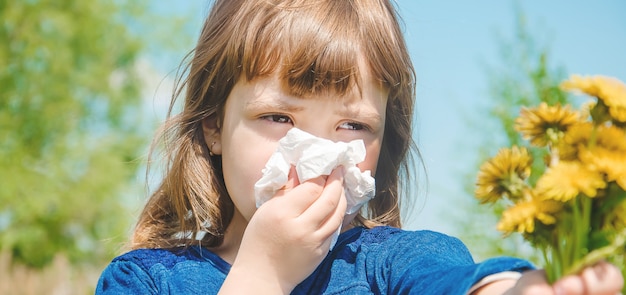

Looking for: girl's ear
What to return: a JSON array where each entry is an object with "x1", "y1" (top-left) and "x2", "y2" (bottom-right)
[{"x1": 202, "y1": 117, "x2": 222, "y2": 156}]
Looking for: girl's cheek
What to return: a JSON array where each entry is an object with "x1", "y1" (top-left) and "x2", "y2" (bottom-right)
[{"x1": 358, "y1": 145, "x2": 381, "y2": 175}]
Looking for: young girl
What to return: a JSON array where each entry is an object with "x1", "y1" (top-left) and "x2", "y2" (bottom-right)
[{"x1": 96, "y1": 0, "x2": 623, "y2": 294}]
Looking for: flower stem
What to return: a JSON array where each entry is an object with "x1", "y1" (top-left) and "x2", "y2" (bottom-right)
[
  {"x1": 573, "y1": 196, "x2": 592, "y2": 264},
  {"x1": 546, "y1": 231, "x2": 564, "y2": 283},
  {"x1": 564, "y1": 227, "x2": 626, "y2": 276}
]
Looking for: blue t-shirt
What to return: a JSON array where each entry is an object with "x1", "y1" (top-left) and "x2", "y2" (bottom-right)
[{"x1": 96, "y1": 226, "x2": 533, "y2": 294}]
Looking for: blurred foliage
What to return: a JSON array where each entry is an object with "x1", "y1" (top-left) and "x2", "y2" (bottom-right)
[
  {"x1": 457, "y1": 9, "x2": 570, "y2": 263},
  {"x1": 0, "y1": 0, "x2": 153, "y2": 268}
]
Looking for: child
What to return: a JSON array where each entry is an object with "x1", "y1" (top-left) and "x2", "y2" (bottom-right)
[{"x1": 96, "y1": 0, "x2": 623, "y2": 294}]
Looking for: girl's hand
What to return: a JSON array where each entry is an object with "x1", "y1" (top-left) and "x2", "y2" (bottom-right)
[
  {"x1": 481, "y1": 261, "x2": 624, "y2": 295},
  {"x1": 221, "y1": 167, "x2": 347, "y2": 294}
]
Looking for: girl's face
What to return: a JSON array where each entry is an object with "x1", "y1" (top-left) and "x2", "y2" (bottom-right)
[{"x1": 206, "y1": 69, "x2": 388, "y2": 223}]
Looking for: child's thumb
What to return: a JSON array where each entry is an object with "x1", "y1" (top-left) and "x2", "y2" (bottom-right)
[{"x1": 277, "y1": 165, "x2": 300, "y2": 195}]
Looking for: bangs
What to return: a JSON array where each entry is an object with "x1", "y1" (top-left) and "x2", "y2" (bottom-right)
[{"x1": 236, "y1": 0, "x2": 410, "y2": 98}]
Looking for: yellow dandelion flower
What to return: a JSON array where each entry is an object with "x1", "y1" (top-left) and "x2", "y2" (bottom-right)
[
  {"x1": 475, "y1": 146, "x2": 532, "y2": 203},
  {"x1": 535, "y1": 161, "x2": 606, "y2": 202},
  {"x1": 560, "y1": 75, "x2": 626, "y2": 122},
  {"x1": 560, "y1": 123, "x2": 626, "y2": 161},
  {"x1": 497, "y1": 198, "x2": 562, "y2": 235},
  {"x1": 580, "y1": 147, "x2": 626, "y2": 191},
  {"x1": 594, "y1": 124, "x2": 626, "y2": 151},
  {"x1": 559, "y1": 122, "x2": 593, "y2": 161},
  {"x1": 579, "y1": 100, "x2": 596, "y2": 120},
  {"x1": 515, "y1": 102, "x2": 581, "y2": 147}
]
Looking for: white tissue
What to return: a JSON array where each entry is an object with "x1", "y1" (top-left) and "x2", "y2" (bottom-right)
[{"x1": 253, "y1": 128, "x2": 376, "y2": 248}]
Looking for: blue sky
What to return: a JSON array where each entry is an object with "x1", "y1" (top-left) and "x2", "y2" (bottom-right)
[
  {"x1": 397, "y1": 1, "x2": 626, "y2": 235},
  {"x1": 147, "y1": 1, "x2": 626, "y2": 236}
]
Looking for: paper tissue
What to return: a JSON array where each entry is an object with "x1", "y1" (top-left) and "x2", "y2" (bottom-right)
[{"x1": 254, "y1": 128, "x2": 376, "y2": 248}]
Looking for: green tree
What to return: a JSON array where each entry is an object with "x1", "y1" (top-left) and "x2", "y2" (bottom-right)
[{"x1": 0, "y1": 0, "x2": 149, "y2": 268}]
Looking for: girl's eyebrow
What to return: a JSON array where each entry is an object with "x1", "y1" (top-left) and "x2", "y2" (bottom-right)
[
  {"x1": 336, "y1": 108, "x2": 382, "y2": 125},
  {"x1": 245, "y1": 100, "x2": 304, "y2": 112},
  {"x1": 246, "y1": 98, "x2": 382, "y2": 125}
]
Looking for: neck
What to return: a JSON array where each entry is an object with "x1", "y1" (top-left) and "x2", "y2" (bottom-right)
[{"x1": 210, "y1": 209, "x2": 247, "y2": 265}]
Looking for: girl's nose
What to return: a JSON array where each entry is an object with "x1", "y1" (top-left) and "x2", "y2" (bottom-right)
[{"x1": 293, "y1": 126, "x2": 334, "y2": 142}]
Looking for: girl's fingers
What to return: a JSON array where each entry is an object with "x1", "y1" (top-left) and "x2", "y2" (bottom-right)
[
  {"x1": 298, "y1": 167, "x2": 345, "y2": 232},
  {"x1": 504, "y1": 262, "x2": 623, "y2": 295},
  {"x1": 275, "y1": 166, "x2": 300, "y2": 197},
  {"x1": 275, "y1": 169, "x2": 327, "y2": 214},
  {"x1": 552, "y1": 275, "x2": 586, "y2": 295},
  {"x1": 588, "y1": 260, "x2": 624, "y2": 292},
  {"x1": 270, "y1": 166, "x2": 346, "y2": 238},
  {"x1": 553, "y1": 261, "x2": 624, "y2": 295},
  {"x1": 512, "y1": 269, "x2": 554, "y2": 294},
  {"x1": 317, "y1": 185, "x2": 347, "y2": 237},
  {"x1": 314, "y1": 173, "x2": 347, "y2": 234}
]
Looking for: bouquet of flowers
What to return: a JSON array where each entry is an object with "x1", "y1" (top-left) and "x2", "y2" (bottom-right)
[{"x1": 475, "y1": 74, "x2": 626, "y2": 282}]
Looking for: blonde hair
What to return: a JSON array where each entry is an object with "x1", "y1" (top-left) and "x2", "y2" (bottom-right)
[{"x1": 132, "y1": 0, "x2": 417, "y2": 249}]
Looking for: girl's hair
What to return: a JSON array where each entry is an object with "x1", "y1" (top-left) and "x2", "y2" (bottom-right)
[{"x1": 132, "y1": 0, "x2": 417, "y2": 249}]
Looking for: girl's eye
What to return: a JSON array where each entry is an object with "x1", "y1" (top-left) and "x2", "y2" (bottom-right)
[
  {"x1": 262, "y1": 114, "x2": 293, "y2": 124},
  {"x1": 339, "y1": 122, "x2": 366, "y2": 131}
]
